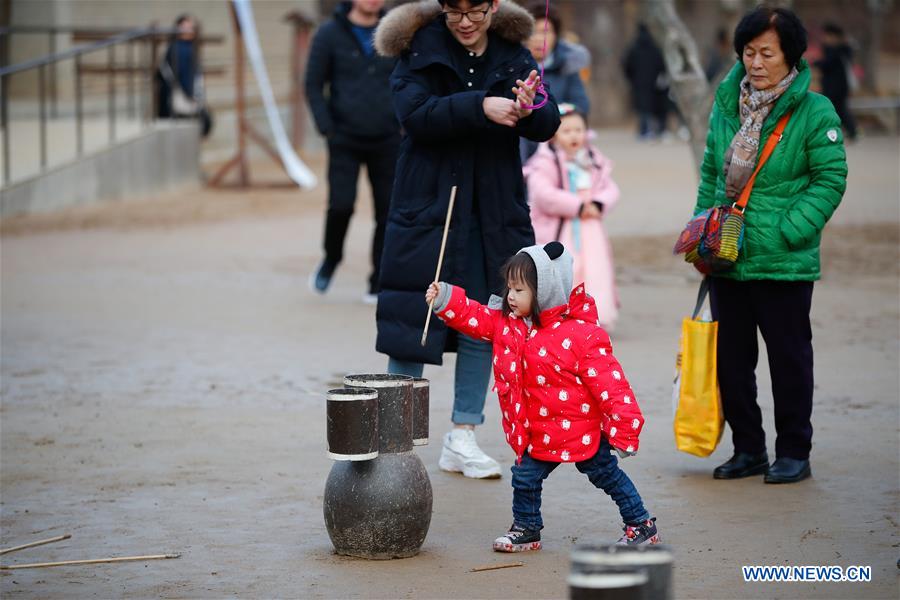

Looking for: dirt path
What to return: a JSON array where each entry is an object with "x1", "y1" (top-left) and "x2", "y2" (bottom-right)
[{"x1": 1, "y1": 133, "x2": 897, "y2": 599}]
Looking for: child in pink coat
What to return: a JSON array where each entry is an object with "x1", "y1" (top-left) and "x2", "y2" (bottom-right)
[{"x1": 524, "y1": 104, "x2": 621, "y2": 328}]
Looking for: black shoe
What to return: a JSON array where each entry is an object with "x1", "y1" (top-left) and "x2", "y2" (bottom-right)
[
  {"x1": 764, "y1": 457, "x2": 811, "y2": 484},
  {"x1": 617, "y1": 517, "x2": 660, "y2": 546},
  {"x1": 492, "y1": 523, "x2": 542, "y2": 552},
  {"x1": 309, "y1": 260, "x2": 336, "y2": 294},
  {"x1": 713, "y1": 451, "x2": 769, "y2": 479}
]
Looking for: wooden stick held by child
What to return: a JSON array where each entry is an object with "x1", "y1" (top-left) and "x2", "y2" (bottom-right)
[{"x1": 421, "y1": 185, "x2": 457, "y2": 347}]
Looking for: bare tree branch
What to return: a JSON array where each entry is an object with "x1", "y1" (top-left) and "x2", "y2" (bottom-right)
[
  {"x1": 862, "y1": 0, "x2": 895, "y2": 91},
  {"x1": 640, "y1": 0, "x2": 712, "y2": 172}
]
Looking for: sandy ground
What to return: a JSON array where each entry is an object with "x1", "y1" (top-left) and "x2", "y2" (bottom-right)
[{"x1": 1, "y1": 130, "x2": 898, "y2": 599}]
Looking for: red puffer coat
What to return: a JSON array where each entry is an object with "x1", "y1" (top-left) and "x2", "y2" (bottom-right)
[{"x1": 436, "y1": 283, "x2": 644, "y2": 463}]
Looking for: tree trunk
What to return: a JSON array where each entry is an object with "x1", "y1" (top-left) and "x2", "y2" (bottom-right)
[
  {"x1": 862, "y1": 0, "x2": 893, "y2": 92},
  {"x1": 640, "y1": 0, "x2": 712, "y2": 173}
]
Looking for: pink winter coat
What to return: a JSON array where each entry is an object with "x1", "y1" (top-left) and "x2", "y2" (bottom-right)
[
  {"x1": 435, "y1": 283, "x2": 644, "y2": 464},
  {"x1": 525, "y1": 142, "x2": 621, "y2": 326},
  {"x1": 525, "y1": 141, "x2": 620, "y2": 244}
]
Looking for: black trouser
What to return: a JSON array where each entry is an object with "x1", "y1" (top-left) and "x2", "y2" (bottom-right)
[
  {"x1": 324, "y1": 134, "x2": 399, "y2": 293},
  {"x1": 709, "y1": 278, "x2": 815, "y2": 460},
  {"x1": 831, "y1": 95, "x2": 858, "y2": 140}
]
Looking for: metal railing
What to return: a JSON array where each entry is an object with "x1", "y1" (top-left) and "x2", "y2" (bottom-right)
[
  {"x1": 0, "y1": 27, "x2": 169, "y2": 185},
  {"x1": 0, "y1": 26, "x2": 223, "y2": 186},
  {"x1": 0, "y1": 26, "x2": 66, "y2": 118}
]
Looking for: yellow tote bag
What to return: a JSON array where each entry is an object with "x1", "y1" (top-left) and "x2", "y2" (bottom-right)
[{"x1": 673, "y1": 279, "x2": 724, "y2": 457}]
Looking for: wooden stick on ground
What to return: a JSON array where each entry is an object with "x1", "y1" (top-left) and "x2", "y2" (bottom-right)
[
  {"x1": 421, "y1": 185, "x2": 458, "y2": 347},
  {"x1": 0, "y1": 534, "x2": 72, "y2": 556},
  {"x1": 0, "y1": 553, "x2": 181, "y2": 570},
  {"x1": 470, "y1": 561, "x2": 525, "y2": 572}
]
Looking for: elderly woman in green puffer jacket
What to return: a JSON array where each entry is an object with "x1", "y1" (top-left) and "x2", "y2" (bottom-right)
[{"x1": 691, "y1": 6, "x2": 847, "y2": 485}]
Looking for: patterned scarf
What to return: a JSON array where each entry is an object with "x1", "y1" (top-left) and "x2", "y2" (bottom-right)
[{"x1": 723, "y1": 67, "x2": 798, "y2": 199}]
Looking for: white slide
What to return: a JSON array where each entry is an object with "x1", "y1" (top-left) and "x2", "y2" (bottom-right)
[{"x1": 232, "y1": 0, "x2": 317, "y2": 189}]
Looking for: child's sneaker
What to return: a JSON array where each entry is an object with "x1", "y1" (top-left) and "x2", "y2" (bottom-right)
[
  {"x1": 493, "y1": 523, "x2": 542, "y2": 552},
  {"x1": 616, "y1": 517, "x2": 660, "y2": 545}
]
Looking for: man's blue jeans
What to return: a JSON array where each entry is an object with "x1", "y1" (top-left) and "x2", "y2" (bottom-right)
[
  {"x1": 510, "y1": 437, "x2": 650, "y2": 530},
  {"x1": 386, "y1": 219, "x2": 492, "y2": 426},
  {"x1": 387, "y1": 334, "x2": 492, "y2": 425}
]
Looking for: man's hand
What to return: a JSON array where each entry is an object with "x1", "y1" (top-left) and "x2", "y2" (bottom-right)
[
  {"x1": 512, "y1": 70, "x2": 541, "y2": 119},
  {"x1": 483, "y1": 96, "x2": 520, "y2": 127},
  {"x1": 425, "y1": 282, "x2": 440, "y2": 304}
]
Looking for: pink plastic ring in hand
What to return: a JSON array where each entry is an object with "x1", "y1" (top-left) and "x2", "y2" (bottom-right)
[{"x1": 520, "y1": 83, "x2": 548, "y2": 110}]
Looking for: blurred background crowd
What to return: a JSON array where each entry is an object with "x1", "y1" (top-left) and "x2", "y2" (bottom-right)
[{"x1": 3, "y1": 0, "x2": 897, "y2": 187}]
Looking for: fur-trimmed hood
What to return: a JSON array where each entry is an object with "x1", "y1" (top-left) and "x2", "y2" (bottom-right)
[{"x1": 375, "y1": 0, "x2": 534, "y2": 57}]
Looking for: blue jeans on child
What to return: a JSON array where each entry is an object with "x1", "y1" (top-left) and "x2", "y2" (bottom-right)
[
  {"x1": 511, "y1": 437, "x2": 650, "y2": 530},
  {"x1": 386, "y1": 219, "x2": 493, "y2": 426}
]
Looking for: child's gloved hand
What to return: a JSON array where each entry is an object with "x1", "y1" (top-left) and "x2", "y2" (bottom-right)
[
  {"x1": 612, "y1": 447, "x2": 636, "y2": 459},
  {"x1": 425, "y1": 282, "x2": 441, "y2": 304}
]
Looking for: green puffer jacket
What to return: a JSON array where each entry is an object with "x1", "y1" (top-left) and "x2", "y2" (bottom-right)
[{"x1": 693, "y1": 59, "x2": 848, "y2": 281}]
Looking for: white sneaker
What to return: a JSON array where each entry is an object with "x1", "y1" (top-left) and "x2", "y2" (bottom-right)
[{"x1": 438, "y1": 428, "x2": 502, "y2": 479}]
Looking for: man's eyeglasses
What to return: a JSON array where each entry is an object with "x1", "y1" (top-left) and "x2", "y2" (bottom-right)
[{"x1": 443, "y1": 7, "x2": 491, "y2": 24}]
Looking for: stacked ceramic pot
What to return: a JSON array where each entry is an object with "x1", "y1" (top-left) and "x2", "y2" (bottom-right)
[{"x1": 323, "y1": 374, "x2": 432, "y2": 559}]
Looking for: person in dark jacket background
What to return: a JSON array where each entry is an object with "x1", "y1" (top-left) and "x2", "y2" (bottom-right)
[
  {"x1": 305, "y1": 0, "x2": 399, "y2": 303},
  {"x1": 156, "y1": 14, "x2": 212, "y2": 137},
  {"x1": 815, "y1": 22, "x2": 857, "y2": 141},
  {"x1": 622, "y1": 23, "x2": 669, "y2": 140},
  {"x1": 373, "y1": 0, "x2": 560, "y2": 479},
  {"x1": 520, "y1": 0, "x2": 591, "y2": 162},
  {"x1": 705, "y1": 28, "x2": 732, "y2": 84}
]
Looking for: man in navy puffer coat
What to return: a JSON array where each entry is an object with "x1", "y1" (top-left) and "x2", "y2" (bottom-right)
[{"x1": 305, "y1": 0, "x2": 399, "y2": 300}]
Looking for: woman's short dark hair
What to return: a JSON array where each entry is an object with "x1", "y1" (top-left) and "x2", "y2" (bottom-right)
[
  {"x1": 526, "y1": 1, "x2": 562, "y2": 41},
  {"x1": 733, "y1": 6, "x2": 807, "y2": 68},
  {"x1": 500, "y1": 252, "x2": 542, "y2": 327}
]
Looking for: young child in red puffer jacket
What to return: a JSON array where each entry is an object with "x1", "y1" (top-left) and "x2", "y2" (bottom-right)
[{"x1": 425, "y1": 241, "x2": 659, "y2": 552}]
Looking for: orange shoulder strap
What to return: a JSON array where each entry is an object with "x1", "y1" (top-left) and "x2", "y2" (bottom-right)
[{"x1": 735, "y1": 111, "x2": 793, "y2": 210}]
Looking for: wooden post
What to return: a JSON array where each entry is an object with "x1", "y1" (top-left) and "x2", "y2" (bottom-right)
[
  {"x1": 149, "y1": 22, "x2": 159, "y2": 120},
  {"x1": 208, "y1": 2, "x2": 296, "y2": 189},
  {"x1": 233, "y1": 2, "x2": 249, "y2": 186},
  {"x1": 209, "y1": 2, "x2": 250, "y2": 187},
  {"x1": 283, "y1": 11, "x2": 315, "y2": 152}
]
